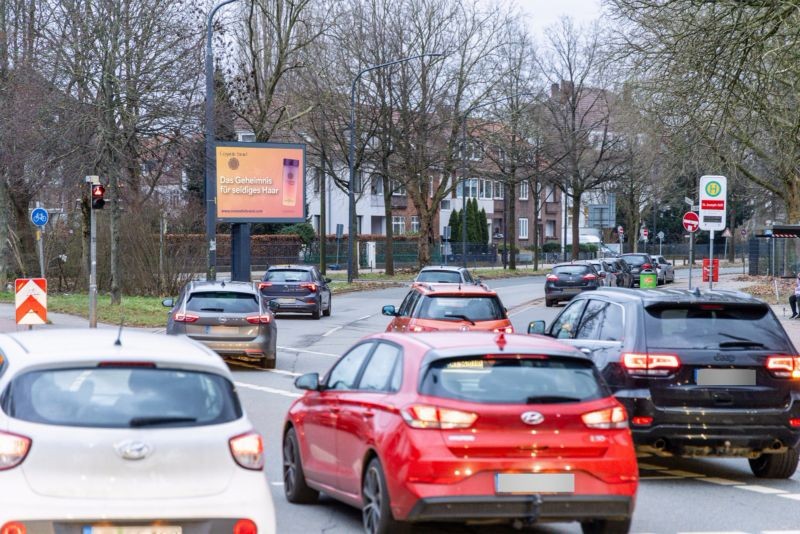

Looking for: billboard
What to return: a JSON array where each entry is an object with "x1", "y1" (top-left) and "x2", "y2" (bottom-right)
[{"x1": 215, "y1": 142, "x2": 306, "y2": 223}]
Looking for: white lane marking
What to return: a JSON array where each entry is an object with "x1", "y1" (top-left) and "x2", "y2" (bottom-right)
[
  {"x1": 270, "y1": 481, "x2": 285, "y2": 486},
  {"x1": 228, "y1": 361, "x2": 300, "y2": 376},
  {"x1": 322, "y1": 326, "x2": 343, "y2": 337},
  {"x1": 661, "y1": 469, "x2": 704, "y2": 478},
  {"x1": 357, "y1": 314, "x2": 372, "y2": 321},
  {"x1": 734, "y1": 485, "x2": 787, "y2": 494},
  {"x1": 698, "y1": 477, "x2": 744, "y2": 486},
  {"x1": 235, "y1": 381, "x2": 301, "y2": 398},
  {"x1": 763, "y1": 531, "x2": 800, "y2": 534},
  {"x1": 509, "y1": 304, "x2": 538, "y2": 317},
  {"x1": 278, "y1": 345, "x2": 339, "y2": 357},
  {"x1": 776, "y1": 494, "x2": 800, "y2": 502},
  {"x1": 269, "y1": 369, "x2": 301, "y2": 377}
]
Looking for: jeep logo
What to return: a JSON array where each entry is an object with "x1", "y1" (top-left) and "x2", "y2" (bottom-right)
[{"x1": 713, "y1": 354, "x2": 735, "y2": 363}]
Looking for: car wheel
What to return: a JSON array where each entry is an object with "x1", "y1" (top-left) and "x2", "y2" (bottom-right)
[
  {"x1": 283, "y1": 427, "x2": 319, "y2": 504},
  {"x1": 362, "y1": 458, "x2": 409, "y2": 534},
  {"x1": 311, "y1": 300, "x2": 321, "y2": 320},
  {"x1": 545, "y1": 299, "x2": 554, "y2": 307},
  {"x1": 581, "y1": 517, "x2": 631, "y2": 534},
  {"x1": 749, "y1": 447, "x2": 800, "y2": 479},
  {"x1": 323, "y1": 296, "x2": 331, "y2": 317}
]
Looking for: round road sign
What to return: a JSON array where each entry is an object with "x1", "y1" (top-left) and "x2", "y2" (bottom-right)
[
  {"x1": 30, "y1": 207, "x2": 49, "y2": 227},
  {"x1": 682, "y1": 211, "x2": 700, "y2": 233}
]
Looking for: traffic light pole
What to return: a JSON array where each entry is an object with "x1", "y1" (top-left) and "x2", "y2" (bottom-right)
[{"x1": 87, "y1": 177, "x2": 98, "y2": 328}]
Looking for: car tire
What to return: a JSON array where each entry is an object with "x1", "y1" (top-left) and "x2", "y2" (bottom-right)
[
  {"x1": 311, "y1": 301, "x2": 321, "y2": 320},
  {"x1": 323, "y1": 297, "x2": 331, "y2": 317},
  {"x1": 749, "y1": 447, "x2": 800, "y2": 479},
  {"x1": 283, "y1": 427, "x2": 319, "y2": 504},
  {"x1": 362, "y1": 458, "x2": 409, "y2": 534},
  {"x1": 581, "y1": 517, "x2": 631, "y2": 534},
  {"x1": 545, "y1": 299, "x2": 554, "y2": 307}
]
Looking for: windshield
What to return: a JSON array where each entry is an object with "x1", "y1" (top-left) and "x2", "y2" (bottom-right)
[
  {"x1": 1, "y1": 367, "x2": 242, "y2": 428},
  {"x1": 622, "y1": 255, "x2": 648, "y2": 266},
  {"x1": 265, "y1": 269, "x2": 312, "y2": 282},
  {"x1": 416, "y1": 271, "x2": 462, "y2": 283},
  {"x1": 420, "y1": 356, "x2": 607, "y2": 404},
  {"x1": 553, "y1": 265, "x2": 593, "y2": 275},
  {"x1": 186, "y1": 291, "x2": 259, "y2": 313},
  {"x1": 416, "y1": 296, "x2": 505, "y2": 322},
  {"x1": 644, "y1": 304, "x2": 793, "y2": 351}
]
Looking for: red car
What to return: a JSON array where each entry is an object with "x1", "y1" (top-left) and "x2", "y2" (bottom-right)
[{"x1": 282, "y1": 332, "x2": 638, "y2": 534}]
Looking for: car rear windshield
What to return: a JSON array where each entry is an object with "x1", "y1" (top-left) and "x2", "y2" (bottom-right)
[
  {"x1": 644, "y1": 303, "x2": 793, "y2": 351},
  {"x1": 420, "y1": 355, "x2": 608, "y2": 404},
  {"x1": 265, "y1": 269, "x2": 312, "y2": 282},
  {"x1": 416, "y1": 271, "x2": 461, "y2": 283},
  {"x1": 622, "y1": 255, "x2": 648, "y2": 265},
  {"x1": 553, "y1": 265, "x2": 592, "y2": 275},
  {"x1": 416, "y1": 296, "x2": 505, "y2": 321},
  {"x1": 1, "y1": 367, "x2": 242, "y2": 428},
  {"x1": 186, "y1": 291, "x2": 259, "y2": 313}
]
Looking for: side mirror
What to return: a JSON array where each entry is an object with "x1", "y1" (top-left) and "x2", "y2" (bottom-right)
[
  {"x1": 382, "y1": 304, "x2": 397, "y2": 316},
  {"x1": 294, "y1": 372, "x2": 320, "y2": 391},
  {"x1": 267, "y1": 300, "x2": 279, "y2": 310},
  {"x1": 162, "y1": 298, "x2": 174, "y2": 308},
  {"x1": 324, "y1": 277, "x2": 332, "y2": 283},
  {"x1": 528, "y1": 320, "x2": 547, "y2": 335}
]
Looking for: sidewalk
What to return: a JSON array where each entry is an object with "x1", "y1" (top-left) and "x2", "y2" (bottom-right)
[{"x1": 0, "y1": 303, "x2": 163, "y2": 334}]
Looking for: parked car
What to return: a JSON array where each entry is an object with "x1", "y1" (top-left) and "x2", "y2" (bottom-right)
[
  {"x1": 283, "y1": 332, "x2": 638, "y2": 534},
  {"x1": 260, "y1": 265, "x2": 332, "y2": 319},
  {"x1": 382, "y1": 283, "x2": 513, "y2": 333},
  {"x1": 0, "y1": 329, "x2": 275, "y2": 531},
  {"x1": 587, "y1": 260, "x2": 616, "y2": 287},
  {"x1": 544, "y1": 263, "x2": 602, "y2": 307},
  {"x1": 652, "y1": 255, "x2": 675, "y2": 284},
  {"x1": 414, "y1": 265, "x2": 479, "y2": 285},
  {"x1": 528, "y1": 288, "x2": 800, "y2": 478},
  {"x1": 164, "y1": 280, "x2": 277, "y2": 369},
  {"x1": 606, "y1": 258, "x2": 635, "y2": 288},
  {"x1": 618, "y1": 254, "x2": 656, "y2": 286}
]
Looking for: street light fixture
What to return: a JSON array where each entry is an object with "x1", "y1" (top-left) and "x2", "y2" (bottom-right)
[
  {"x1": 205, "y1": 0, "x2": 240, "y2": 281},
  {"x1": 347, "y1": 52, "x2": 444, "y2": 283}
]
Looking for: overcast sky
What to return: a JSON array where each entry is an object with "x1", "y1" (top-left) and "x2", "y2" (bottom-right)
[{"x1": 517, "y1": 0, "x2": 603, "y2": 40}]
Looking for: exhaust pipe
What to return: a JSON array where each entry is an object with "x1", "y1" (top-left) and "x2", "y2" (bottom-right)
[
  {"x1": 653, "y1": 438, "x2": 667, "y2": 451},
  {"x1": 771, "y1": 439, "x2": 783, "y2": 451}
]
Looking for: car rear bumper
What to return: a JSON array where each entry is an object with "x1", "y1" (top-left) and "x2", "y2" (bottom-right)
[
  {"x1": 266, "y1": 299, "x2": 318, "y2": 313},
  {"x1": 406, "y1": 494, "x2": 633, "y2": 523},
  {"x1": 544, "y1": 287, "x2": 597, "y2": 300},
  {"x1": 191, "y1": 338, "x2": 275, "y2": 360}
]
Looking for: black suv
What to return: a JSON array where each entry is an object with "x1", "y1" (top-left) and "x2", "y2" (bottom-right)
[
  {"x1": 619, "y1": 253, "x2": 655, "y2": 287},
  {"x1": 529, "y1": 288, "x2": 800, "y2": 478}
]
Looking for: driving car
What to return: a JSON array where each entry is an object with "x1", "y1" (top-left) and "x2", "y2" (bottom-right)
[
  {"x1": 260, "y1": 265, "x2": 332, "y2": 319},
  {"x1": 283, "y1": 332, "x2": 638, "y2": 534},
  {"x1": 413, "y1": 266, "x2": 480, "y2": 285},
  {"x1": 651, "y1": 255, "x2": 675, "y2": 284},
  {"x1": 0, "y1": 328, "x2": 275, "y2": 531},
  {"x1": 382, "y1": 283, "x2": 514, "y2": 333},
  {"x1": 618, "y1": 254, "x2": 656, "y2": 286},
  {"x1": 164, "y1": 280, "x2": 277, "y2": 369},
  {"x1": 528, "y1": 288, "x2": 800, "y2": 478},
  {"x1": 544, "y1": 263, "x2": 602, "y2": 307}
]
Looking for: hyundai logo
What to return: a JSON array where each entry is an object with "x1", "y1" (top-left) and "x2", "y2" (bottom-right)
[
  {"x1": 520, "y1": 411, "x2": 545, "y2": 425},
  {"x1": 114, "y1": 440, "x2": 153, "y2": 461}
]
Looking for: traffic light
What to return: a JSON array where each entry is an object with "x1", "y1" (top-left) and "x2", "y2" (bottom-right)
[{"x1": 91, "y1": 184, "x2": 105, "y2": 210}]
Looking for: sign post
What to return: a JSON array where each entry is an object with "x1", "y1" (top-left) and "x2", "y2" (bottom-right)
[
  {"x1": 682, "y1": 211, "x2": 700, "y2": 290},
  {"x1": 657, "y1": 231, "x2": 665, "y2": 256},
  {"x1": 699, "y1": 176, "x2": 727, "y2": 291},
  {"x1": 30, "y1": 205, "x2": 49, "y2": 279},
  {"x1": 618, "y1": 226, "x2": 624, "y2": 253}
]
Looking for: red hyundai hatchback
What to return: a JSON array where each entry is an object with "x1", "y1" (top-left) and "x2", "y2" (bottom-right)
[{"x1": 282, "y1": 332, "x2": 638, "y2": 534}]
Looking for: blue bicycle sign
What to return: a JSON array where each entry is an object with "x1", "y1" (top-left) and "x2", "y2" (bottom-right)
[{"x1": 30, "y1": 207, "x2": 49, "y2": 227}]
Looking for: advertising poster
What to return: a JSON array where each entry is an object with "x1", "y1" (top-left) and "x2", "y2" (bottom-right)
[{"x1": 216, "y1": 142, "x2": 306, "y2": 223}]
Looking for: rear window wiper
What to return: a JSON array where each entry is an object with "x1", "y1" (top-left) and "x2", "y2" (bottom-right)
[
  {"x1": 129, "y1": 416, "x2": 197, "y2": 427},
  {"x1": 719, "y1": 341, "x2": 766, "y2": 349},
  {"x1": 443, "y1": 314, "x2": 476, "y2": 325},
  {"x1": 526, "y1": 395, "x2": 582, "y2": 404},
  {"x1": 199, "y1": 307, "x2": 225, "y2": 312}
]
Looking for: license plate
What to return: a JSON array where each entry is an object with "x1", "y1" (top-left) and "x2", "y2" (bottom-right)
[
  {"x1": 205, "y1": 325, "x2": 234, "y2": 334},
  {"x1": 695, "y1": 368, "x2": 756, "y2": 386},
  {"x1": 276, "y1": 298, "x2": 296, "y2": 304},
  {"x1": 495, "y1": 473, "x2": 574, "y2": 494},
  {"x1": 84, "y1": 527, "x2": 182, "y2": 534}
]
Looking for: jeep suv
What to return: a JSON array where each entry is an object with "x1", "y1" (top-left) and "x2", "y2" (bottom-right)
[{"x1": 528, "y1": 288, "x2": 800, "y2": 478}]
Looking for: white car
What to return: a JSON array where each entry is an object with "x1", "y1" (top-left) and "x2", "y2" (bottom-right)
[
  {"x1": 652, "y1": 255, "x2": 675, "y2": 284},
  {"x1": 0, "y1": 329, "x2": 275, "y2": 533}
]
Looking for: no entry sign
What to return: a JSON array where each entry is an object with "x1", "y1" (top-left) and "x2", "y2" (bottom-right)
[{"x1": 682, "y1": 211, "x2": 700, "y2": 233}]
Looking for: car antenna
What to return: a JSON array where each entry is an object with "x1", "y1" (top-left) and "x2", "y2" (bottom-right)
[{"x1": 114, "y1": 316, "x2": 125, "y2": 346}]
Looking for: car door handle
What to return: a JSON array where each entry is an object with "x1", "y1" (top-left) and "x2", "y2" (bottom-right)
[
  {"x1": 330, "y1": 406, "x2": 340, "y2": 413},
  {"x1": 579, "y1": 347, "x2": 592, "y2": 355},
  {"x1": 362, "y1": 410, "x2": 374, "y2": 419}
]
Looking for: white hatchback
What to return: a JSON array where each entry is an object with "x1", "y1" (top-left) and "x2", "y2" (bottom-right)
[{"x1": 0, "y1": 329, "x2": 275, "y2": 533}]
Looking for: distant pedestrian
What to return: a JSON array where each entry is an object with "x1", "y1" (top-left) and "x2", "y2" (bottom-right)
[{"x1": 790, "y1": 273, "x2": 800, "y2": 318}]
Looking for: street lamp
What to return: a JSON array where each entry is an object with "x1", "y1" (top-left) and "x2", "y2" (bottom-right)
[
  {"x1": 347, "y1": 52, "x2": 444, "y2": 283},
  {"x1": 205, "y1": 0, "x2": 240, "y2": 281}
]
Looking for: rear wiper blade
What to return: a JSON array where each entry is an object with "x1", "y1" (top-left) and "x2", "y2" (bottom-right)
[
  {"x1": 199, "y1": 307, "x2": 225, "y2": 312},
  {"x1": 526, "y1": 395, "x2": 582, "y2": 404},
  {"x1": 719, "y1": 341, "x2": 766, "y2": 348},
  {"x1": 444, "y1": 314, "x2": 476, "y2": 325},
  {"x1": 129, "y1": 416, "x2": 197, "y2": 427}
]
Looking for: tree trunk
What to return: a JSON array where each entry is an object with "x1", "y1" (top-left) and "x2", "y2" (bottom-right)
[
  {"x1": 417, "y1": 207, "x2": 434, "y2": 268},
  {"x1": 786, "y1": 177, "x2": 800, "y2": 223},
  {"x1": 0, "y1": 175, "x2": 11, "y2": 286},
  {"x1": 570, "y1": 191, "x2": 581, "y2": 260},
  {"x1": 508, "y1": 180, "x2": 517, "y2": 270},
  {"x1": 80, "y1": 197, "x2": 90, "y2": 291},
  {"x1": 10, "y1": 191, "x2": 35, "y2": 274}
]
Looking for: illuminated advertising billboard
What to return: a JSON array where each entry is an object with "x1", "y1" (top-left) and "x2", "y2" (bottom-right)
[{"x1": 215, "y1": 142, "x2": 306, "y2": 223}]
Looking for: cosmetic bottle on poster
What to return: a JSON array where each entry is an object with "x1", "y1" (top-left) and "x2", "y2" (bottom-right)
[{"x1": 282, "y1": 158, "x2": 299, "y2": 207}]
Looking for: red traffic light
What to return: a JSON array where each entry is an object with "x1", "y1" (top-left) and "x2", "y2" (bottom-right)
[{"x1": 91, "y1": 184, "x2": 105, "y2": 209}]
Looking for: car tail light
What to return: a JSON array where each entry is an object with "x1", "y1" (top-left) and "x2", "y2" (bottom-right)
[
  {"x1": 402, "y1": 405, "x2": 478, "y2": 429},
  {"x1": 257, "y1": 282, "x2": 272, "y2": 290},
  {"x1": 0, "y1": 431, "x2": 31, "y2": 470},
  {"x1": 789, "y1": 418, "x2": 800, "y2": 428},
  {"x1": 582, "y1": 273, "x2": 597, "y2": 281},
  {"x1": 582, "y1": 406, "x2": 628, "y2": 429},
  {"x1": 98, "y1": 361, "x2": 155, "y2": 368},
  {"x1": 1, "y1": 523, "x2": 25, "y2": 534},
  {"x1": 229, "y1": 431, "x2": 264, "y2": 470},
  {"x1": 410, "y1": 325, "x2": 438, "y2": 332},
  {"x1": 622, "y1": 353, "x2": 681, "y2": 376},
  {"x1": 173, "y1": 312, "x2": 199, "y2": 323},
  {"x1": 300, "y1": 283, "x2": 317, "y2": 292},
  {"x1": 493, "y1": 326, "x2": 514, "y2": 334},
  {"x1": 631, "y1": 416, "x2": 653, "y2": 426},
  {"x1": 766, "y1": 355, "x2": 800, "y2": 379},
  {"x1": 546, "y1": 274, "x2": 558, "y2": 282},
  {"x1": 642, "y1": 263, "x2": 652, "y2": 270},
  {"x1": 246, "y1": 315, "x2": 272, "y2": 324},
  {"x1": 233, "y1": 519, "x2": 257, "y2": 534}
]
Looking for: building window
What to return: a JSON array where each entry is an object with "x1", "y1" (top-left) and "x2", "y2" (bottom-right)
[
  {"x1": 314, "y1": 215, "x2": 321, "y2": 233},
  {"x1": 391, "y1": 179, "x2": 406, "y2": 196},
  {"x1": 546, "y1": 220, "x2": 556, "y2": 239},
  {"x1": 238, "y1": 133, "x2": 256, "y2": 142},
  {"x1": 411, "y1": 216, "x2": 420, "y2": 233},
  {"x1": 457, "y1": 178, "x2": 478, "y2": 198},
  {"x1": 370, "y1": 174, "x2": 383, "y2": 195},
  {"x1": 519, "y1": 218, "x2": 529, "y2": 239},
  {"x1": 459, "y1": 141, "x2": 483, "y2": 161},
  {"x1": 441, "y1": 199, "x2": 452, "y2": 210},
  {"x1": 313, "y1": 168, "x2": 321, "y2": 193},
  {"x1": 392, "y1": 216, "x2": 406, "y2": 235},
  {"x1": 519, "y1": 180, "x2": 529, "y2": 200},
  {"x1": 480, "y1": 179, "x2": 493, "y2": 199},
  {"x1": 494, "y1": 181, "x2": 504, "y2": 200}
]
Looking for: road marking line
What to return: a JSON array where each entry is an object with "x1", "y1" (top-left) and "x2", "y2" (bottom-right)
[
  {"x1": 235, "y1": 381, "x2": 301, "y2": 398},
  {"x1": 678, "y1": 531, "x2": 748, "y2": 534},
  {"x1": 268, "y1": 369, "x2": 301, "y2": 377},
  {"x1": 278, "y1": 345, "x2": 339, "y2": 357},
  {"x1": 637, "y1": 463, "x2": 669, "y2": 471},
  {"x1": 357, "y1": 314, "x2": 372, "y2": 321},
  {"x1": 734, "y1": 485, "x2": 787, "y2": 494},
  {"x1": 270, "y1": 481, "x2": 284, "y2": 486},
  {"x1": 322, "y1": 326, "x2": 343, "y2": 337},
  {"x1": 763, "y1": 530, "x2": 800, "y2": 534},
  {"x1": 776, "y1": 494, "x2": 800, "y2": 502},
  {"x1": 661, "y1": 469, "x2": 704, "y2": 478},
  {"x1": 697, "y1": 477, "x2": 744, "y2": 486}
]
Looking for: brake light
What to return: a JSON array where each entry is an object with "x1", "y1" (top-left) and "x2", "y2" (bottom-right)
[
  {"x1": 622, "y1": 353, "x2": 681, "y2": 376},
  {"x1": 642, "y1": 263, "x2": 652, "y2": 270},
  {"x1": 0, "y1": 431, "x2": 31, "y2": 470},
  {"x1": 258, "y1": 282, "x2": 272, "y2": 290},
  {"x1": 98, "y1": 361, "x2": 155, "y2": 368},
  {"x1": 173, "y1": 312, "x2": 199, "y2": 323},
  {"x1": 631, "y1": 416, "x2": 653, "y2": 426},
  {"x1": 402, "y1": 405, "x2": 478, "y2": 429},
  {"x1": 582, "y1": 273, "x2": 597, "y2": 281},
  {"x1": 1, "y1": 523, "x2": 25, "y2": 534},
  {"x1": 789, "y1": 418, "x2": 800, "y2": 428},
  {"x1": 410, "y1": 325, "x2": 438, "y2": 332},
  {"x1": 493, "y1": 326, "x2": 514, "y2": 334},
  {"x1": 582, "y1": 406, "x2": 627, "y2": 429},
  {"x1": 546, "y1": 274, "x2": 558, "y2": 282},
  {"x1": 229, "y1": 431, "x2": 264, "y2": 470},
  {"x1": 246, "y1": 315, "x2": 272, "y2": 324},
  {"x1": 233, "y1": 519, "x2": 257, "y2": 534},
  {"x1": 300, "y1": 283, "x2": 317, "y2": 292},
  {"x1": 766, "y1": 355, "x2": 800, "y2": 379}
]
